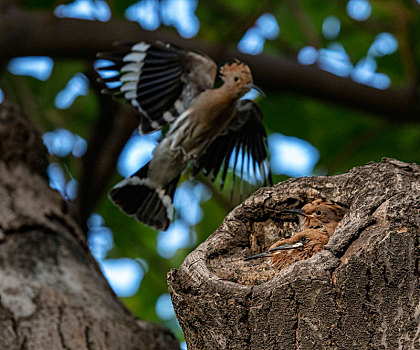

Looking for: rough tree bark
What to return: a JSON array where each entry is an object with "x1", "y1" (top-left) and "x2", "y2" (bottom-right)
[
  {"x1": 168, "y1": 158, "x2": 420, "y2": 349},
  {"x1": 0, "y1": 101, "x2": 179, "y2": 350}
]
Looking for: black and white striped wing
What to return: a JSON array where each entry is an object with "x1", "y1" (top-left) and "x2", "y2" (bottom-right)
[
  {"x1": 192, "y1": 99, "x2": 272, "y2": 189},
  {"x1": 97, "y1": 41, "x2": 217, "y2": 133}
]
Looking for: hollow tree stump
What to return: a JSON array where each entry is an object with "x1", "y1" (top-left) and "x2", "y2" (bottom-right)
[{"x1": 168, "y1": 158, "x2": 420, "y2": 350}]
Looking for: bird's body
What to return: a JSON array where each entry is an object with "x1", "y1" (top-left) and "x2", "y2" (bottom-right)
[
  {"x1": 98, "y1": 42, "x2": 271, "y2": 230},
  {"x1": 269, "y1": 228, "x2": 329, "y2": 269},
  {"x1": 141, "y1": 82, "x2": 241, "y2": 189},
  {"x1": 244, "y1": 199, "x2": 346, "y2": 269}
]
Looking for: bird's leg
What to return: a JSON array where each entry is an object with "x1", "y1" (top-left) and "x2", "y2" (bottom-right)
[
  {"x1": 182, "y1": 153, "x2": 198, "y2": 163},
  {"x1": 173, "y1": 145, "x2": 187, "y2": 157},
  {"x1": 172, "y1": 145, "x2": 198, "y2": 163}
]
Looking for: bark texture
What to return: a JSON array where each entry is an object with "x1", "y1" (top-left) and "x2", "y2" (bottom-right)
[
  {"x1": 168, "y1": 158, "x2": 420, "y2": 350},
  {"x1": 0, "y1": 101, "x2": 179, "y2": 350}
]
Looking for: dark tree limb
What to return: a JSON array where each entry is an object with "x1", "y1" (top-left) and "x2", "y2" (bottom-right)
[
  {"x1": 168, "y1": 158, "x2": 420, "y2": 349},
  {"x1": 0, "y1": 100, "x2": 178, "y2": 349},
  {"x1": 0, "y1": 8, "x2": 418, "y2": 122}
]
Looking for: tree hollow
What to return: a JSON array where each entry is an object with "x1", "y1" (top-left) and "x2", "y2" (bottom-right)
[{"x1": 168, "y1": 158, "x2": 420, "y2": 350}]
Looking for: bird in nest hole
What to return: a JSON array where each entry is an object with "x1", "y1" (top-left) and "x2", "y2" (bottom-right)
[
  {"x1": 244, "y1": 199, "x2": 347, "y2": 269},
  {"x1": 97, "y1": 41, "x2": 271, "y2": 231}
]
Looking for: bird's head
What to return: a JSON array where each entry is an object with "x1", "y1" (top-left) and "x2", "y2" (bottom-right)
[
  {"x1": 220, "y1": 60, "x2": 260, "y2": 97},
  {"x1": 268, "y1": 229, "x2": 329, "y2": 262},
  {"x1": 301, "y1": 199, "x2": 346, "y2": 227},
  {"x1": 279, "y1": 199, "x2": 346, "y2": 230}
]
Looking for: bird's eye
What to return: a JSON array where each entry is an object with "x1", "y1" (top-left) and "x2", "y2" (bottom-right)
[
  {"x1": 316, "y1": 210, "x2": 322, "y2": 215},
  {"x1": 234, "y1": 76, "x2": 239, "y2": 82},
  {"x1": 300, "y1": 237, "x2": 307, "y2": 243}
]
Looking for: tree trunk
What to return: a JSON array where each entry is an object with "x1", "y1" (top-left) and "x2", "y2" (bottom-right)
[
  {"x1": 0, "y1": 101, "x2": 179, "y2": 350},
  {"x1": 168, "y1": 158, "x2": 420, "y2": 349}
]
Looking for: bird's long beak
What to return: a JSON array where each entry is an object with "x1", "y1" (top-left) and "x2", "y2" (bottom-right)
[
  {"x1": 244, "y1": 252, "x2": 272, "y2": 261},
  {"x1": 245, "y1": 83, "x2": 265, "y2": 96},
  {"x1": 269, "y1": 242, "x2": 304, "y2": 252},
  {"x1": 278, "y1": 209, "x2": 308, "y2": 217}
]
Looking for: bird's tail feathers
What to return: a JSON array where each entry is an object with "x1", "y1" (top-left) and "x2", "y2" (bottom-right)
[{"x1": 109, "y1": 162, "x2": 179, "y2": 231}]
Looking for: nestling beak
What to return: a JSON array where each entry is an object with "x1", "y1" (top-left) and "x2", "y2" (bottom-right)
[
  {"x1": 278, "y1": 209, "x2": 308, "y2": 217},
  {"x1": 269, "y1": 242, "x2": 304, "y2": 252},
  {"x1": 244, "y1": 252, "x2": 272, "y2": 261},
  {"x1": 245, "y1": 83, "x2": 265, "y2": 96}
]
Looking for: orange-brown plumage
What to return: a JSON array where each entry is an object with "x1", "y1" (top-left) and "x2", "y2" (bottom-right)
[
  {"x1": 280, "y1": 199, "x2": 346, "y2": 236},
  {"x1": 268, "y1": 228, "x2": 329, "y2": 269},
  {"x1": 244, "y1": 199, "x2": 346, "y2": 269},
  {"x1": 300, "y1": 199, "x2": 346, "y2": 235}
]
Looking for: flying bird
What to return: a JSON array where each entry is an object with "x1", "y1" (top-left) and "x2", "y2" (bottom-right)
[
  {"x1": 97, "y1": 42, "x2": 271, "y2": 230},
  {"x1": 244, "y1": 199, "x2": 346, "y2": 268}
]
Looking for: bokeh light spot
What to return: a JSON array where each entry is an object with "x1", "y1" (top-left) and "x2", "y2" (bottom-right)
[
  {"x1": 161, "y1": 0, "x2": 200, "y2": 38},
  {"x1": 55, "y1": 73, "x2": 89, "y2": 109},
  {"x1": 87, "y1": 213, "x2": 114, "y2": 260},
  {"x1": 54, "y1": 0, "x2": 111, "y2": 21},
  {"x1": 8, "y1": 57, "x2": 54, "y2": 81},
  {"x1": 255, "y1": 13, "x2": 280, "y2": 40},
  {"x1": 347, "y1": 0, "x2": 371, "y2": 21},
  {"x1": 65, "y1": 179, "x2": 78, "y2": 200},
  {"x1": 298, "y1": 46, "x2": 318, "y2": 65},
  {"x1": 370, "y1": 73, "x2": 391, "y2": 90},
  {"x1": 157, "y1": 221, "x2": 191, "y2": 258},
  {"x1": 351, "y1": 56, "x2": 376, "y2": 84},
  {"x1": 369, "y1": 33, "x2": 398, "y2": 57},
  {"x1": 47, "y1": 162, "x2": 67, "y2": 195},
  {"x1": 100, "y1": 258, "x2": 144, "y2": 297},
  {"x1": 238, "y1": 27, "x2": 265, "y2": 55},
  {"x1": 268, "y1": 133, "x2": 319, "y2": 177},
  {"x1": 43, "y1": 128, "x2": 87, "y2": 158},
  {"x1": 318, "y1": 43, "x2": 352, "y2": 77},
  {"x1": 174, "y1": 181, "x2": 204, "y2": 225},
  {"x1": 125, "y1": 0, "x2": 160, "y2": 31},
  {"x1": 322, "y1": 16, "x2": 340, "y2": 40},
  {"x1": 155, "y1": 294, "x2": 175, "y2": 320},
  {"x1": 117, "y1": 132, "x2": 161, "y2": 177}
]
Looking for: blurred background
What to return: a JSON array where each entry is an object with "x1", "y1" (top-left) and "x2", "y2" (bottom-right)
[{"x1": 2, "y1": 0, "x2": 420, "y2": 347}]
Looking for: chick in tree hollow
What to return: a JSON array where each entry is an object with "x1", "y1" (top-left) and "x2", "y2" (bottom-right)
[{"x1": 244, "y1": 199, "x2": 346, "y2": 268}]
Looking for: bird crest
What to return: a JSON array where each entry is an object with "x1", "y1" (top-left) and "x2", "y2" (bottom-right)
[{"x1": 220, "y1": 60, "x2": 251, "y2": 77}]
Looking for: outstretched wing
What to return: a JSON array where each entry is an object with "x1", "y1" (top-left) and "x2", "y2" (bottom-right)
[
  {"x1": 97, "y1": 41, "x2": 217, "y2": 133},
  {"x1": 192, "y1": 99, "x2": 272, "y2": 190}
]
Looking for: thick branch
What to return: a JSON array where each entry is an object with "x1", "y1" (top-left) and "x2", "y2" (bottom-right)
[{"x1": 0, "y1": 9, "x2": 418, "y2": 122}]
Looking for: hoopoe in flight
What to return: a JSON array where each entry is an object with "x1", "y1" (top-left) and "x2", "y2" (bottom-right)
[
  {"x1": 244, "y1": 199, "x2": 346, "y2": 269},
  {"x1": 97, "y1": 42, "x2": 271, "y2": 231}
]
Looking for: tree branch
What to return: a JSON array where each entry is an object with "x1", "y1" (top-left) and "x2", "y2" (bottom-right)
[{"x1": 0, "y1": 9, "x2": 418, "y2": 122}]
